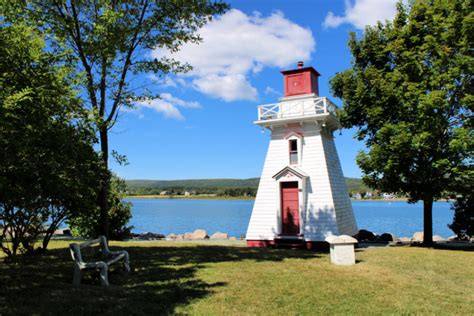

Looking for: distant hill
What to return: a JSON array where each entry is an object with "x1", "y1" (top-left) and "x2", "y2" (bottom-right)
[
  {"x1": 345, "y1": 177, "x2": 370, "y2": 193},
  {"x1": 126, "y1": 178, "x2": 260, "y2": 190},
  {"x1": 126, "y1": 177, "x2": 370, "y2": 194}
]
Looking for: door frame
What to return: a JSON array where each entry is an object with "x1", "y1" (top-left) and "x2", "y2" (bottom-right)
[
  {"x1": 280, "y1": 181, "x2": 300, "y2": 235},
  {"x1": 274, "y1": 172, "x2": 306, "y2": 236}
]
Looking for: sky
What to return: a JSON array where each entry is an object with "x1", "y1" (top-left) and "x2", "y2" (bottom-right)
[{"x1": 110, "y1": 0, "x2": 401, "y2": 180}]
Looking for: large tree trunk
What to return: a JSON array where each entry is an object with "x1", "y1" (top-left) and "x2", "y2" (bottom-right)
[
  {"x1": 98, "y1": 127, "x2": 110, "y2": 240},
  {"x1": 423, "y1": 197, "x2": 433, "y2": 245}
]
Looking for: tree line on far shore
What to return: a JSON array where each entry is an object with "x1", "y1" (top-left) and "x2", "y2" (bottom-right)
[{"x1": 124, "y1": 178, "x2": 396, "y2": 199}]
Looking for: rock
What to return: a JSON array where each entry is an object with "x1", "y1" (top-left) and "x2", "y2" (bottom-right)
[
  {"x1": 433, "y1": 235, "x2": 445, "y2": 242},
  {"x1": 229, "y1": 237, "x2": 237, "y2": 240},
  {"x1": 412, "y1": 232, "x2": 424, "y2": 242},
  {"x1": 175, "y1": 234, "x2": 184, "y2": 240},
  {"x1": 53, "y1": 228, "x2": 72, "y2": 236},
  {"x1": 376, "y1": 233, "x2": 397, "y2": 242},
  {"x1": 166, "y1": 234, "x2": 176, "y2": 240},
  {"x1": 193, "y1": 229, "x2": 208, "y2": 239},
  {"x1": 399, "y1": 237, "x2": 411, "y2": 242},
  {"x1": 447, "y1": 235, "x2": 458, "y2": 241},
  {"x1": 353, "y1": 229, "x2": 376, "y2": 242},
  {"x1": 138, "y1": 232, "x2": 165, "y2": 240},
  {"x1": 210, "y1": 232, "x2": 228, "y2": 239},
  {"x1": 184, "y1": 229, "x2": 208, "y2": 240}
]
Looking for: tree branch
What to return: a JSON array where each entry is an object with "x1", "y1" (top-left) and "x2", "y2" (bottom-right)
[
  {"x1": 106, "y1": 0, "x2": 149, "y2": 125},
  {"x1": 62, "y1": 0, "x2": 99, "y2": 110}
]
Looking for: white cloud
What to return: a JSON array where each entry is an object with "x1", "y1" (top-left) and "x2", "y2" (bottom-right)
[
  {"x1": 147, "y1": 73, "x2": 177, "y2": 88},
  {"x1": 264, "y1": 86, "x2": 281, "y2": 97},
  {"x1": 193, "y1": 74, "x2": 257, "y2": 102},
  {"x1": 135, "y1": 93, "x2": 200, "y2": 120},
  {"x1": 323, "y1": 0, "x2": 399, "y2": 30},
  {"x1": 152, "y1": 9, "x2": 315, "y2": 102}
]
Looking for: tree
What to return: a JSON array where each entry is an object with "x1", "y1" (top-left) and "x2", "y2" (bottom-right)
[
  {"x1": 69, "y1": 175, "x2": 133, "y2": 240},
  {"x1": 3, "y1": 0, "x2": 229, "y2": 239},
  {"x1": 0, "y1": 23, "x2": 101, "y2": 257},
  {"x1": 330, "y1": 0, "x2": 473, "y2": 244},
  {"x1": 449, "y1": 195, "x2": 474, "y2": 240}
]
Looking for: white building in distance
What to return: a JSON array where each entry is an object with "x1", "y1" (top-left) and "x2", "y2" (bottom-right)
[{"x1": 246, "y1": 62, "x2": 358, "y2": 250}]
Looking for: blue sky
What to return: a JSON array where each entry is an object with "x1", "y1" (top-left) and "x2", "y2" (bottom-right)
[{"x1": 110, "y1": 0, "x2": 400, "y2": 180}]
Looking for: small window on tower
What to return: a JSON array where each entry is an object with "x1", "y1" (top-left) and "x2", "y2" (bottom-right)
[{"x1": 289, "y1": 139, "x2": 298, "y2": 164}]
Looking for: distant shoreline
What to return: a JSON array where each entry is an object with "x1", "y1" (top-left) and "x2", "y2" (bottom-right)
[
  {"x1": 124, "y1": 195, "x2": 412, "y2": 202},
  {"x1": 124, "y1": 195, "x2": 255, "y2": 200}
]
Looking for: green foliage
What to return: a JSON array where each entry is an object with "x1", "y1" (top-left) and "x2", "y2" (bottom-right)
[
  {"x1": 330, "y1": 0, "x2": 473, "y2": 242},
  {"x1": 126, "y1": 178, "x2": 260, "y2": 191},
  {"x1": 1, "y1": 0, "x2": 229, "y2": 237},
  {"x1": 0, "y1": 23, "x2": 101, "y2": 258},
  {"x1": 69, "y1": 175, "x2": 133, "y2": 240},
  {"x1": 449, "y1": 195, "x2": 474, "y2": 239},
  {"x1": 345, "y1": 177, "x2": 371, "y2": 194},
  {"x1": 125, "y1": 178, "x2": 369, "y2": 197}
]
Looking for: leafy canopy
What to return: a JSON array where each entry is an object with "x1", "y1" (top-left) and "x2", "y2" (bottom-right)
[
  {"x1": 1, "y1": 0, "x2": 229, "y2": 238},
  {"x1": 331, "y1": 0, "x2": 473, "y2": 202},
  {"x1": 0, "y1": 23, "x2": 101, "y2": 257},
  {"x1": 2, "y1": 0, "x2": 229, "y2": 129}
]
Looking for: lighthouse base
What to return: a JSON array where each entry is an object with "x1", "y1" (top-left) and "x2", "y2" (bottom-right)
[{"x1": 246, "y1": 239, "x2": 329, "y2": 251}]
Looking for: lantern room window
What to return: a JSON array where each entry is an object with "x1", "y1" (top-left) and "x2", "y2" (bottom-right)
[{"x1": 289, "y1": 139, "x2": 298, "y2": 164}]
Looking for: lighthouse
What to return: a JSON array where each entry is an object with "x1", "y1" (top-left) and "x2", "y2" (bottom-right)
[{"x1": 246, "y1": 62, "x2": 358, "y2": 249}]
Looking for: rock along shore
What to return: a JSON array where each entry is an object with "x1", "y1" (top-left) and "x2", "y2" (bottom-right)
[{"x1": 130, "y1": 229, "x2": 238, "y2": 241}]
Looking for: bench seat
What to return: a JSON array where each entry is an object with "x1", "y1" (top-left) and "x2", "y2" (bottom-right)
[{"x1": 69, "y1": 236, "x2": 130, "y2": 287}]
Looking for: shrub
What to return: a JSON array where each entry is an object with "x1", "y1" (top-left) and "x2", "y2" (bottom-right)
[
  {"x1": 69, "y1": 175, "x2": 133, "y2": 240},
  {"x1": 0, "y1": 23, "x2": 100, "y2": 258},
  {"x1": 449, "y1": 196, "x2": 474, "y2": 240}
]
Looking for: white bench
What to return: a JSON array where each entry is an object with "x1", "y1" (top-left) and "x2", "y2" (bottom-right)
[{"x1": 69, "y1": 236, "x2": 130, "y2": 287}]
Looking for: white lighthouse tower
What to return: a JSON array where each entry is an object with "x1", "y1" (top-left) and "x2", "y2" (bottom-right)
[{"x1": 246, "y1": 62, "x2": 358, "y2": 249}]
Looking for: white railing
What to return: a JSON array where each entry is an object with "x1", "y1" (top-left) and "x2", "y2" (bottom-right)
[{"x1": 257, "y1": 97, "x2": 338, "y2": 121}]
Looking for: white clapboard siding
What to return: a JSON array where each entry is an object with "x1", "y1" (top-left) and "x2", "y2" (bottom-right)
[{"x1": 247, "y1": 101, "x2": 358, "y2": 242}]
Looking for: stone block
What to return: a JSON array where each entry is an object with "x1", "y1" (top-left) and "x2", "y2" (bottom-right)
[{"x1": 325, "y1": 235, "x2": 358, "y2": 266}]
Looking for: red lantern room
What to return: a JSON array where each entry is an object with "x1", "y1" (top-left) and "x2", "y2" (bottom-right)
[{"x1": 281, "y1": 61, "x2": 320, "y2": 97}]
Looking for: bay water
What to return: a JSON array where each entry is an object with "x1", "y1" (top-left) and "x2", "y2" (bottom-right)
[{"x1": 126, "y1": 199, "x2": 454, "y2": 238}]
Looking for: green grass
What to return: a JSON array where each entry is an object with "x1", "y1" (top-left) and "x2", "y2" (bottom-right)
[{"x1": 1, "y1": 240, "x2": 473, "y2": 315}]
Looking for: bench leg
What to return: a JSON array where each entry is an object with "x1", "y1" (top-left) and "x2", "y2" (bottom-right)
[
  {"x1": 99, "y1": 263, "x2": 109, "y2": 287},
  {"x1": 124, "y1": 252, "x2": 130, "y2": 272},
  {"x1": 72, "y1": 265, "x2": 81, "y2": 286}
]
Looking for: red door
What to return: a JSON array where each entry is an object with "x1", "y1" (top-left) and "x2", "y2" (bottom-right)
[{"x1": 281, "y1": 182, "x2": 299, "y2": 235}]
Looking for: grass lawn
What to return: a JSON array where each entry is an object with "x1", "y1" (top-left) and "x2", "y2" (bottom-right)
[{"x1": 1, "y1": 240, "x2": 473, "y2": 315}]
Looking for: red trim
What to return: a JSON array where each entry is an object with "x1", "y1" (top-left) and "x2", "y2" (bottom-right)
[
  {"x1": 247, "y1": 239, "x2": 330, "y2": 251},
  {"x1": 281, "y1": 66, "x2": 321, "y2": 77},
  {"x1": 246, "y1": 240, "x2": 275, "y2": 247},
  {"x1": 281, "y1": 66, "x2": 320, "y2": 97},
  {"x1": 284, "y1": 131, "x2": 303, "y2": 139}
]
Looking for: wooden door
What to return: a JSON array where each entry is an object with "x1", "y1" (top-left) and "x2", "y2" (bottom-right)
[{"x1": 281, "y1": 182, "x2": 299, "y2": 235}]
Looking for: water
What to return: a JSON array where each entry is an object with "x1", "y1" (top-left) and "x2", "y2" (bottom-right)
[{"x1": 126, "y1": 199, "x2": 454, "y2": 238}]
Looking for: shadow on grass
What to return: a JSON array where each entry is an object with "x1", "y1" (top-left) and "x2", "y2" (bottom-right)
[
  {"x1": 0, "y1": 244, "x2": 320, "y2": 315},
  {"x1": 410, "y1": 242, "x2": 474, "y2": 252}
]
